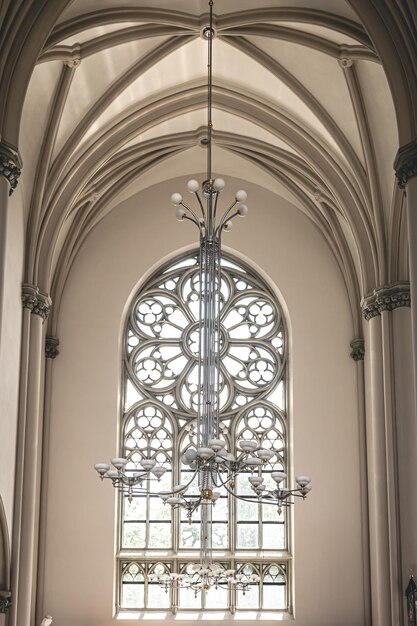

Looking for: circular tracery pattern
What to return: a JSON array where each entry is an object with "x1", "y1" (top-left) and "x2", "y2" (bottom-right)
[{"x1": 125, "y1": 253, "x2": 286, "y2": 420}]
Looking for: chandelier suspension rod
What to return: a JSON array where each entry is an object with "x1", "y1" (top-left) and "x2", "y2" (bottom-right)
[{"x1": 207, "y1": 0, "x2": 214, "y2": 189}]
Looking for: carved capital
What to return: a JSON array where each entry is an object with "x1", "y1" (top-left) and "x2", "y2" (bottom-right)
[
  {"x1": 350, "y1": 338, "x2": 365, "y2": 361},
  {"x1": 22, "y1": 283, "x2": 39, "y2": 311},
  {"x1": 0, "y1": 590, "x2": 11, "y2": 613},
  {"x1": 21, "y1": 283, "x2": 52, "y2": 320},
  {"x1": 33, "y1": 291, "x2": 52, "y2": 320},
  {"x1": 394, "y1": 137, "x2": 417, "y2": 189},
  {"x1": 0, "y1": 140, "x2": 22, "y2": 195},
  {"x1": 45, "y1": 336, "x2": 60, "y2": 359},
  {"x1": 361, "y1": 281, "x2": 411, "y2": 321}
]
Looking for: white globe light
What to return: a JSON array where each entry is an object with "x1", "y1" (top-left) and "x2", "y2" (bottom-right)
[
  {"x1": 237, "y1": 204, "x2": 248, "y2": 217},
  {"x1": 175, "y1": 208, "x2": 186, "y2": 221},
  {"x1": 187, "y1": 179, "x2": 200, "y2": 193},
  {"x1": 223, "y1": 220, "x2": 233, "y2": 231},
  {"x1": 235, "y1": 189, "x2": 247, "y2": 202},
  {"x1": 170, "y1": 192, "x2": 183, "y2": 205},
  {"x1": 184, "y1": 448, "x2": 197, "y2": 463},
  {"x1": 213, "y1": 177, "x2": 226, "y2": 191}
]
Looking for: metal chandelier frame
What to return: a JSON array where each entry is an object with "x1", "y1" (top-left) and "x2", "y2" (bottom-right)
[{"x1": 95, "y1": 0, "x2": 311, "y2": 596}]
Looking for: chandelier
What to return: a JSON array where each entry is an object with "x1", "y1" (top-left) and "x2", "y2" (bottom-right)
[{"x1": 95, "y1": 0, "x2": 311, "y2": 597}]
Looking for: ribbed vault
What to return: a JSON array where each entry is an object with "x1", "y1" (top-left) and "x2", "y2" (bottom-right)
[{"x1": 2, "y1": 0, "x2": 413, "y2": 338}]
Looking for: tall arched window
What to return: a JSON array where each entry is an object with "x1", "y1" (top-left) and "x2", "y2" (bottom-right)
[{"x1": 119, "y1": 251, "x2": 290, "y2": 614}]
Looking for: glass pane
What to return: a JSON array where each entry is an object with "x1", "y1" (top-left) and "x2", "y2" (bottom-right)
[
  {"x1": 205, "y1": 585, "x2": 228, "y2": 608},
  {"x1": 148, "y1": 523, "x2": 171, "y2": 548},
  {"x1": 236, "y1": 473, "x2": 253, "y2": 496},
  {"x1": 124, "y1": 497, "x2": 146, "y2": 521},
  {"x1": 179, "y1": 587, "x2": 202, "y2": 609},
  {"x1": 148, "y1": 582, "x2": 171, "y2": 608},
  {"x1": 212, "y1": 523, "x2": 228, "y2": 548},
  {"x1": 238, "y1": 498, "x2": 258, "y2": 521},
  {"x1": 123, "y1": 522, "x2": 145, "y2": 548},
  {"x1": 121, "y1": 583, "x2": 144, "y2": 608},
  {"x1": 180, "y1": 521, "x2": 200, "y2": 548},
  {"x1": 263, "y1": 523, "x2": 285, "y2": 549},
  {"x1": 149, "y1": 496, "x2": 171, "y2": 520},
  {"x1": 237, "y1": 523, "x2": 258, "y2": 548},
  {"x1": 263, "y1": 583, "x2": 286, "y2": 609},
  {"x1": 237, "y1": 585, "x2": 259, "y2": 609}
]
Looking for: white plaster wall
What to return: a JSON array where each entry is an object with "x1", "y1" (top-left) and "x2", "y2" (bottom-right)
[
  {"x1": 41, "y1": 177, "x2": 365, "y2": 625},
  {"x1": 0, "y1": 185, "x2": 24, "y2": 542}
]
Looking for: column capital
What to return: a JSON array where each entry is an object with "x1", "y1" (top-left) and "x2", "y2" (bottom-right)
[
  {"x1": 45, "y1": 336, "x2": 59, "y2": 359},
  {"x1": 394, "y1": 137, "x2": 417, "y2": 189},
  {"x1": 21, "y1": 283, "x2": 52, "y2": 320},
  {"x1": 0, "y1": 590, "x2": 12, "y2": 613},
  {"x1": 361, "y1": 281, "x2": 411, "y2": 321},
  {"x1": 0, "y1": 140, "x2": 22, "y2": 195},
  {"x1": 350, "y1": 338, "x2": 365, "y2": 361}
]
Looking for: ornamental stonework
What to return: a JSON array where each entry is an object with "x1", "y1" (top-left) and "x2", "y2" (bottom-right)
[
  {"x1": 22, "y1": 283, "x2": 52, "y2": 320},
  {"x1": 0, "y1": 141, "x2": 22, "y2": 195},
  {"x1": 361, "y1": 281, "x2": 410, "y2": 321},
  {"x1": 350, "y1": 339, "x2": 365, "y2": 361},
  {"x1": 394, "y1": 138, "x2": 417, "y2": 189},
  {"x1": 45, "y1": 336, "x2": 60, "y2": 359},
  {"x1": 0, "y1": 591, "x2": 12, "y2": 613}
]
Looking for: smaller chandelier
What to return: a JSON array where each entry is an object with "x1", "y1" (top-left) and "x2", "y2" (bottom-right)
[{"x1": 149, "y1": 564, "x2": 260, "y2": 598}]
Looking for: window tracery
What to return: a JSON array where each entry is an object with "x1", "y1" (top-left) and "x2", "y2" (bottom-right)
[{"x1": 119, "y1": 252, "x2": 290, "y2": 613}]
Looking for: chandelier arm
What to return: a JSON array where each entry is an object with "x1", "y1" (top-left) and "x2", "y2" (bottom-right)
[
  {"x1": 215, "y1": 200, "x2": 238, "y2": 235},
  {"x1": 194, "y1": 192, "x2": 206, "y2": 219},
  {"x1": 218, "y1": 210, "x2": 240, "y2": 234},
  {"x1": 179, "y1": 201, "x2": 203, "y2": 228}
]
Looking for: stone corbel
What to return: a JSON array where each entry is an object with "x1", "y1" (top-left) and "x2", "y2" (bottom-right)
[
  {"x1": 0, "y1": 140, "x2": 22, "y2": 195},
  {"x1": 0, "y1": 590, "x2": 11, "y2": 613},
  {"x1": 21, "y1": 283, "x2": 52, "y2": 321},
  {"x1": 45, "y1": 336, "x2": 60, "y2": 359},
  {"x1": 394, "y1": 137, "x2": 417, "y2": 189},
  {"x1": 350, "y1": 338, "x2": 365, "y2": 361}
]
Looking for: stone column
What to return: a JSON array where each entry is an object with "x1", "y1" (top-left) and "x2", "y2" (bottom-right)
[
  {"x1": 10, "y1": 285, "x2": 51, "y2": 626},
  {"x1": 0, "y1": 141, "x2": 22, "y2": 350},
  {"x1": 394, "y1": 139, "x2": 417, "y2": 624},
  {"x1": 350, "y1": 338, "x2": 371, "y2": 626},
  {"x1": 35, "y1": 336, "x2": 59, "y2": 626},
  {"x1": 362, "y1": 284, "x2": 411, "y2": 626}
]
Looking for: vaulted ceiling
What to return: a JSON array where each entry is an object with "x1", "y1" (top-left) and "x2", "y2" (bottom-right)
[{"x1": 14, "y1": 0, "x2": 407, "y2": 336}]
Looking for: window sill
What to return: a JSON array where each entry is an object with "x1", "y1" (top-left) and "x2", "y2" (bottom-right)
[{"x1": 115, "y1": 610, "x2": 294, "y2": 623}]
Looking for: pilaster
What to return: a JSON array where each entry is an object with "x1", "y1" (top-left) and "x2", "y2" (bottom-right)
[
  {"x1": 361, "y1": 282, "x2": 411, "y2": 626},
  {"x1": 10, "y1": 285, "x2": 51, "y2": 626},
  {"x1": 394, "y1": 139, "x2": 417, "y2": 626}
]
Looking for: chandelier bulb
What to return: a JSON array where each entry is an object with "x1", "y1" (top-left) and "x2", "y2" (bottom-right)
[
  {"x1": 171, "y1": 192, "x2": 183, "y2": 205},
  {"x1": 213, "y1": 177, "x2": 226, "y2": 191},
  {"x1": 237, "y1": 204, "x2": 248, "y2": 217},
  {"x1": 187, "y1": 179, "x2": 200, "y2": 193},
  {"x1": 223, "y1": 220, "x2": 233, "y2": 232},
  {"x1": 235, "y1": 189, "x2": 247, "y2": 203},
  {"x1": 175, "y1": 208, "x2": 186, "y2": 221}
]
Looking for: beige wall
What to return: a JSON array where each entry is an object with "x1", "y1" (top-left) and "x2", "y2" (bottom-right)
[{"x1": 41, "y1": 177, "x2": 365, "y2": 625}]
